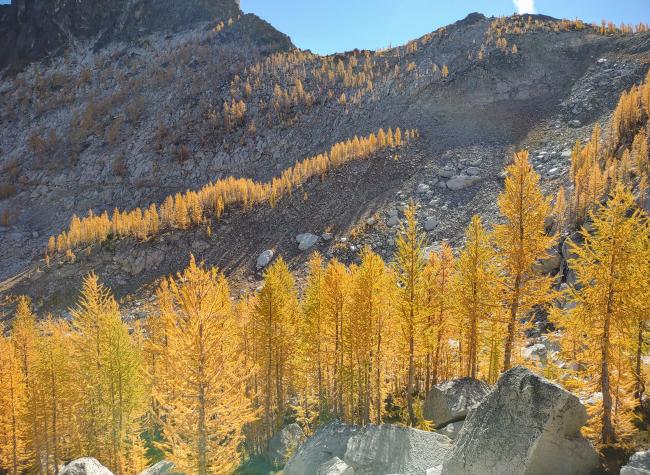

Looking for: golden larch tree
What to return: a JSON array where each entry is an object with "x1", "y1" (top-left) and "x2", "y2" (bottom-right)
[
  {"x1": 394, "y1": 201, "x2": 427, "y2": 426},
  {"x1": 494, "y1": 151, "x2": 555, "y2": 371},
  {"x1": 154, "y1": 256, "x2": 255, "y2": 474}
]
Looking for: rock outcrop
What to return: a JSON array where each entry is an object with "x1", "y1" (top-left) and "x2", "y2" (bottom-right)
[
  {"x1": 59, "y1": 458, "x2": 113, "y2": 475},
  {"x1": 442, "y1": 366, "x2": 599, "y2": 475},
  {"x1": 284, "y1": 421, "x2": 452, "y2": 475},
  {"x1": 621, "y1": 450, "x2": 650, "y2": 475},
  {"x1": 267, "y1": 422, "x2": 306, "y2": 468}
]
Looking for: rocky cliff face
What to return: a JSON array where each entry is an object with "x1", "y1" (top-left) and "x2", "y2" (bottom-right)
[{"x1": 0, "y1": 0, "x2": 242, "y2": 73}]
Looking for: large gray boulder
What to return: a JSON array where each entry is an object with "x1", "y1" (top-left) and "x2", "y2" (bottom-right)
[
  {"x1": 621, "y1": 450, "x2": 650, "y2": 475},
  {"x1": 442, "y1": 366, "x2": 599, "y2": 475},
  {"x1": 268, "y1": 422, "x2": 306, "y2": 468},
  {"x1": 344, "y1": 424, "x2": 452, "y2": 475},
  {"x1": 446, "y1": 176, "x2": 481, "y2": 191},
  {"x1": 284, "y1": 421, "x2": 361, "y2": 475},
  {"x1": 423, "y1": 377, "x2": 491, "y2": 426},
  {"x1": 59, "y1": 458, "x2": 113, "y2": 475},
  {"x1": 285, "y1": 421, "x2": 452, "y2": 475}
]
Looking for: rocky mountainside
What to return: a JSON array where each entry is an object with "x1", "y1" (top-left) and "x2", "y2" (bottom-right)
[
  {"x1": 0, "y1": 0, "x2": 242, "y2": 73},
  {"x1": 0, "y1": 7, "x2": 649, "y2": 317}
]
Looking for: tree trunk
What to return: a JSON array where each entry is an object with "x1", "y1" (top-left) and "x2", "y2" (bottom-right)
[
  {"x1": 503, "y1": 274, "x2": 521, "y2": 372},
  {"x1": 600, "y1": 288, "x2": 616, "y2": 444}
]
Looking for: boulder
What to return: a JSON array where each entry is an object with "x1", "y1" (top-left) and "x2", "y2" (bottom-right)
[
  {"x1": 256, "y1": 249, "x2": 274, "y2": 268},
  {"x1": 417, "y1": 183, "x2": 431, "y2": 194},
  {"x1": 268, "y1": 422, "x2": 307, "y2": 468},
  {"x1": 317, "y1": 457, "x2": 355, "y2": 475},
  {"x1": 284, "y1": 421, "x2": 360, "y2": 475},
  {"x1": 387, "y1": 215, "x2": 400, "y2": 227},
  {"x1": 344, "y1": 424, "x2": 452, "y2": 475},
  {"x1": 424, "y1": 217, "x2": 439, "y2": 231},
  {"x1": 442, "y1": 366, "x2": 599, "y2": 475},
  {"x1": 297, "y1": 233, "x2": 319, "y2": 250},
  {"x1": 138, "y1": 461, "x2": 180, "y2": 475},
  {"x1": 285, "y1": 421, "x2": 452, "y2": 475},
  {"x1": 446, "y1": 176, "x2": 481, "y2": 191},
  {"x1": 465, "y1": 167, "x2": 480, "y2": 176},
  {"x1": 59, "y1": 458, "x2": 113, "y2": 475},
  {"x1": 621, "y1": 450, "x2": 650, "y2": 475},
  {"x1": 423, "y1": 377, "x2": 491, "y2": 426}
]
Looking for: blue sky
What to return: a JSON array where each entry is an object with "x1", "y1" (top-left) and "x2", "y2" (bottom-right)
[
  {"x1": 1, "y1": 0, "x2": 647, "y2": 54},
  {"x1": 240, "y1": 0, "x2": 650, "y2": 54}
]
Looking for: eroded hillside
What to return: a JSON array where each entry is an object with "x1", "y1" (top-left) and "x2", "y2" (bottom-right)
[{"x1": 1, "y1": 9, "x2": 649, "y2": 316}]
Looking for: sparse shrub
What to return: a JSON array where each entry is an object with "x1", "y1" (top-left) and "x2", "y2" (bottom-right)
[
  {"x1": 112, "y1": 154, "x2": 127, "y2": 177},
  {"x1": 126, "y1": 95, "x2": 146, "y2": 124},
  {"x1": 176, "y1": 144, "x2": 191, "y2": 162}
]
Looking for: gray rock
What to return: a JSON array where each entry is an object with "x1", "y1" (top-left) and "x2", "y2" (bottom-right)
[
  {"x1": 317, "y1": 457, "x2": 355, "y2": 475},
  {"x1": 426, "y1": 467, "x2": 443, "y2": 475},
  {"x1": 285, "y1": 421, "x2": 360, "y2": 475},
  {"x1": 465, "y1": 167, "x2": 480, "y2": 176},
  {"x1": 442, "y1": 366, "x2": 599, "y2": 475},
  {"x1": 297, "y1": 233, "x2": 319, "y2": 251},
  {"x1": 59, "y1": 458, "x2": 113, "y2": 475},
  {"x1": 138, "y1": 461, "x2": 181, "y2": 475},
  {"x1": 424, "y1": 217, "x2": 439, "y2": 231},
  {"x1": 344, "y1": 424, "x2": 452, "y2": 475},
  {"x1": 621, "y1": 450, "x2": 650, "y2": 475},
  {"x1": 322, "y1": 232, "x2": 334, "y2": 241},
  {"x1": 423, "y1": 377, "x2": 491, "y2": 425},
  {"x1": 257, "y1": 249, "x2": 274, "y2": 268},
  {"x1": 446, "y1": 175, "x2": 481, "y2": 191},
  {"x1": 268, "y1": 423, "x2": 306, "y2": 468},
  {"x1": 387, "y1": 215, "x2": 400, "y2": 227},
  {"x1": 569, "y1": 119, "x2": 582, "y2": 128},
  {"x1": 417, "y1": 183, "x2": 430, "y2": 194},
  {"x1": 366, "y1": 217, "x2": 376, "y2": 226},
  {"x1": 439, "y1": 168, "x2": 456, "y2": 178}
]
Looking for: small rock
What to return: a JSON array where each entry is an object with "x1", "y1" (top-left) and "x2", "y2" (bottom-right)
[
  {"x1": 387, "y1": 216, "x2": 400, "y2": 227},
  {"x1": 465, "y1": 167, "x2": 480, "y2": 176},
  {"x1": 322, "y1": 232, "x2": 333, "y2": 241},
  {"x1": 138, "y1": 461, "x2": 180, "y2": 475},
  {"x1": 424, "y1": 217, "x2": 439, "y2": 231},
  {"x1": 297, "y1": 233, "x2": 319, "y2": 251},
  {"x1": 446, "y1": 175, "x2": 481, "y2": 191},
  {"x1": 438, "y1": 168, "x2": 456, "y2": 178},
  {"x1": 366, "y1": 217, "x2": 376, "y2": 226},
  {"x1": 257, "y1": 250, "x2": 274, "y2": 269},
  {"x1": 417, "y1": 183, "x2": 430, "y2": 194},
  {"x1": 569, "y1": 119, "x2": 582, "y2": 128}
]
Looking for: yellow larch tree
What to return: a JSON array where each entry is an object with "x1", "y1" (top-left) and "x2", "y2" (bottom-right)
[
  {"x1": 71, "y1": 273, "x2": 145, "y2": 474},
  {"x1": 323, "y1": 258, "x2": 352, "y2": 420},
  {"x1": 154, "y1": 256, "x2": 255, "y2": 474},
  {"x1": 348, "y1": 246, "x2": 393, "y2": 424},
  {"x1": 0, "y1": 329, "x2": 30, "y2": 475},
  {"x1": 301, "y1": 253, "x2": 330, "y2": 418},
  {"x1": 453, "y1": 216, "x2": 503, "y2": 382},
  {"x1": 251, "y1": 257, "x2": 299, "y2": 441},
  {"x1": 555, "y1": 185, "x2": 649, "y2": 444},
  {"x1": 394, "y1": 201, "x2": 427, "y2": 426},
  {"x1": 33, "y1": 318, "x2": 83, "y2": 473},
  {"x1": 495, "y1": 151, "x2": 556, "y2": 371},
  {"x1": 423, "y1": 242, "x2": 455, "y2": 390}
]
